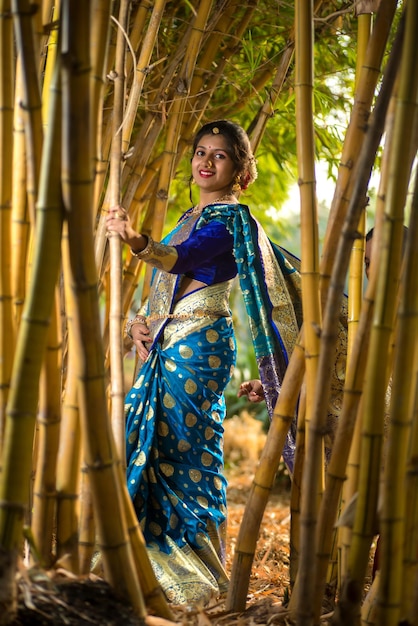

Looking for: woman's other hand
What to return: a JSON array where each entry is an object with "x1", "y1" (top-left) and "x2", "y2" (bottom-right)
[
  {"x1": 130, "y1": 320, "x2": 151, "y2": 361},
  {"x1": 237, "y1": 379, "x2": 265, "y2": 403}
]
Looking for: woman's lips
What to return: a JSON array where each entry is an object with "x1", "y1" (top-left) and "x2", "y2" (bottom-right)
[{"x1": 199, "y1": 169, "x2": 213, "y2": 178}]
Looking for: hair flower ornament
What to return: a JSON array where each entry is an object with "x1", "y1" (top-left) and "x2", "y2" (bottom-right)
[{"x1": 212, "y1": 127, "x2": 220, "y2": 134}]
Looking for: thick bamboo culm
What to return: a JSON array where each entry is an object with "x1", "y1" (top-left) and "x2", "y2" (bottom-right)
[
  {"x1": 107, "y1": 0, "x2": 129, "y2": 461},
  {"x1": 289, "y1": 383, "x2": 306, "y2": 588},
  {"x1": 403, "y1": 337, "x2": 418, "y2": 626},
  {"x1": 60, "y1": 1, "x2": 146, "y2": 616},
  {"x1": 10, "y1": 61, "x2": 30, "y2": 331},
  {"x1": 31, "y1": 297, "x2": 62, "y2": 567},
  {"x1": 291, "y1": 2, "x2": 323, "y2": 624},
  {"x1": 0, "y1": 2, "x2": 17, "y2": 444}
]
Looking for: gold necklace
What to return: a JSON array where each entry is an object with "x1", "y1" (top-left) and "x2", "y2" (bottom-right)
[{"x1": 186, "y1": 193, "x2": 237, "y2": 218}]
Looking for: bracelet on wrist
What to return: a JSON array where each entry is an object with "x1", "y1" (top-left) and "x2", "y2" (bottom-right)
[
  {"x1": 131, "y1": 235, "x2": 154, "y2": 259},
  {"x1": 125, "y1": 314, "x2": 147, "y2": 340}
]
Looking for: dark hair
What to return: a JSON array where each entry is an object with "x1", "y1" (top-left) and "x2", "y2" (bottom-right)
[
  {"x1": 192, "y1": 120, "x2": 257, "y2": 188},
  {"x1": 366, "y1": 225, "x2": 408, "y2": 251}
]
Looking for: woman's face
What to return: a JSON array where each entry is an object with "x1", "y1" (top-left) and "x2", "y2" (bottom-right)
[
  {"x1": 191, "y1": 133, "x2": 237, "y2": 195},
  {"x1": 365, "y1": 237, "x2": 373, "y2": 279}
]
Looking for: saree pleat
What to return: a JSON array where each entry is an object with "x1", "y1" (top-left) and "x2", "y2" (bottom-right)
[{"x1": 125, "y1": 286, "x2": 235, "y2": 603}]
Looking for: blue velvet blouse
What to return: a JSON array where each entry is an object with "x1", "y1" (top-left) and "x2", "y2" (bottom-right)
[{"x1": 171, "y1": 220, "x2": 237, "y2": 285}]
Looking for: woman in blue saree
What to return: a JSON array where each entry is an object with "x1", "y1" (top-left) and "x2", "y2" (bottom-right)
[{"x1": 106, "y1": 120, "x2": 318, "y2": 604}]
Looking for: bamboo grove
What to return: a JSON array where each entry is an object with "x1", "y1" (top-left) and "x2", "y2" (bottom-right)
[{"x1": 0, "y1": 1, "x2": 417, "y2": 625}]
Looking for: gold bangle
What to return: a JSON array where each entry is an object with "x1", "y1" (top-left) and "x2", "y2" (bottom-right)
[
  {"x1": 125, "y1": 315, "x2": 147, "y2": 339},
  {"x1": 131, "y1": 235, "x2": 154, "y2": 259}
]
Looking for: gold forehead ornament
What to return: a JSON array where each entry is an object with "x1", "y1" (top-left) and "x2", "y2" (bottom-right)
[{"x1": 212, "y1": 127, "x2": 220, "y2": 134}]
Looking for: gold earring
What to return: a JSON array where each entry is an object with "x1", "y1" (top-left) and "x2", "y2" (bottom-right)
[{"x1": 232, "y1": 176, "x2": 241, "y2": 193}]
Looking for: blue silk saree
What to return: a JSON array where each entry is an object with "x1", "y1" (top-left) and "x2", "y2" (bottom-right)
[{"x1": 124, "y1": 202, "x2": 345, "y2": 603}]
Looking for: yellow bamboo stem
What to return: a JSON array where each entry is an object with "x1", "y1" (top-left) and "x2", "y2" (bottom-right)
[
  {"x1": 31, "y1": 295, "x2": 62, "y2": 567},
  {"x1": 41, "y1": 2, "x2": 60, "y2": 127},
  {"x1": 226, "y1": 339, "x2": 305, "y2": 612},
  {"x1": 55, "y1": 343, "x2": 81, "y2": 572},
  {"x1": 107, "y1": 0, "x2": 129, "y2": 461},
  {"x1": 292, "y1": 2, "x2": 322, "y2": 622},
  {"x1": 0, "y1": 0, "x2": 15, "y2": 445},
  {"x1": 12, "y1": 0, "x2": 44, "y2": 226},
  {"x1": 61, "y1": 2, "x2": 145, "y2": 614},
  {"x1": 347, "y1": 8, "x2": 372, "y2": 357},
  {"x1": 91, "y1": 0, "x2": 114, "y2": 214},
  {"x1": 11, "y1": 59, "x2": 30, "y2": 329},
  {"x1": 403, "y1": 345, "x2": 418, "y2": 626},
  {"x1": 289, "y1": 383, "x2": 306, "y2": 588}
]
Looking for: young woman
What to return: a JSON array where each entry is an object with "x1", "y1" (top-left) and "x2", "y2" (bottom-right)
[{"x1": 106, "y1": 120, "x2": 304, "y2": 604}]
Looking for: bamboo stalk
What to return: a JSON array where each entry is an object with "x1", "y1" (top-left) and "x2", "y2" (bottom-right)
[
  {"x1": 329, "y1": 2, "x2": 371, "y2": 601},
  {"x1": 225, "y1": 340, "x2": 305, "y2": 612},
  {"x1": 292, "y1": 2, "x2": 322, "y2": 622},
  {"x1": 91, "y1": 0, "x2": 113, "y2": 214},
  {"x1": 289, "y1": 384, "x2": 306, "y2": 588},
  {"x1": 12, "y1": 0, "x2": 44, "y2": 226},
  {"x1": 107, "y1": 0, "x2": 129, "y2": 461},
  {"x1": 61, "y1": 2, "x2": 145, "y2": 614},
  {"x1": 347, "y1": 10, "x2": 371, "y2": 360},
  {"x1": 11, "y1": 59, "x2": 30, "y2": 328},
  {"x1": 36, "y1": 0, "x2": 54, "y2": 80},
  {"x1": 31, "y1": 295, "x2": 62, "y2": 567},
  {"x1": 0, "y1": 0, "x2": 15, "y2": 445},
  {"x1": 404, "y1": 347, "x2": 418, "y2": 626},
  {"x1": 55, "y1": 339, "x2": 81, "y2": 572},
  {"x1": 78, "y1": 466, "x2": 95, "y2": 575},
  {"x1": 41, "y1": 2, "x2": 60, "y2": 126}
]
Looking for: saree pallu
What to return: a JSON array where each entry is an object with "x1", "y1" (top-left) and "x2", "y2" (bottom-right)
[{"x1": 125, "y1": 282, "x2": 236, "y2": 604}]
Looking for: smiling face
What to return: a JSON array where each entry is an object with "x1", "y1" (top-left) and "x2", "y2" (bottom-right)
[{"x1": 191, "y1": 134, "x2": 237, "y2": 199}]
